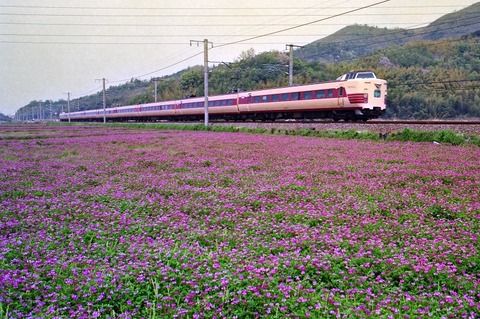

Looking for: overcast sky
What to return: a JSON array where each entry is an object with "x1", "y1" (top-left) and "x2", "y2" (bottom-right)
[{"x1": 1, "y1": 0, "x2": 478, "y2": 115}]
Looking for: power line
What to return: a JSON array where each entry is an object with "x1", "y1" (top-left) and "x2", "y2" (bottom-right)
[
  {"x1": 0, "y1": 1, "x2": 398, "y2": 46},
  {"x1": 0, "y1": 12, "x2": 447, "y2": 18},
  {"x1": 215, "y1": 0, "x2": 392, "y2": 48},
  {"x1": 0, "y1": 40, "x2": 190, "y2": 45},
  {"x1": 0, "y1": 4, "x2": 469, "y2": 10},
  {"x1": 0, "y1": 33, "x2": 376, "y2": 38},
  {"x1": 0, "y1": 21, "x2": 434, "y2": 28},
  {"x1": 3, "y1": 13, "x2": 478, "y2": 42}
]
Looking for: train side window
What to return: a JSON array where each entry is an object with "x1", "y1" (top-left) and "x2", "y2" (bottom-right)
[
  {"x1": 262, "y1": 96, "x2": 269, "y2": 102},
  {"x1": 253, "y1": 96, "x2": 261, "y2": 103},
  {"x1": 272, "y1": 94, "x2": 279, "y2": 102},
  {"x1": 316, "y1": 90, "x2": 325, "y2": 98},
  {"x1": 292, "y1": 92, "x2": 299, "y2": 100},
  {"x1": 339, "y1": 87, "x2": 345, "y2": 96},
  {"x1": 328, "y1": 89, "x2": 333, "y2": 98},
  {"x1": 303, "y1": 91, "x2": 313, "y2": 100},
  {"x1": 281, "y1": 93, "x2": 290, "y2": 101},
  {"x1": 221, "y1": 100, "x2": 227, "y2": 106}
]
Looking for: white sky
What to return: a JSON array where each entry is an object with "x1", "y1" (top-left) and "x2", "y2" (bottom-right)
[{"x1": 1, "y1": 0, "x2": 478, "y2": 115}]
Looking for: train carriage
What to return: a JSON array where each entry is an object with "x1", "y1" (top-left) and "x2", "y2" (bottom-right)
[{"x1": 60, "y1": 70, "x2": 387, "y2": 122}]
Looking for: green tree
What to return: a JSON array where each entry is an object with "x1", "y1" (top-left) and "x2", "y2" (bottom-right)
[{"x1": 180, "y1": 69, "x2": 203, "y2": 97}]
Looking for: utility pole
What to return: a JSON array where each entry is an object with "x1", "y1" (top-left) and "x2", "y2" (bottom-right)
[
  {"x1": 96, "y1": 78, "x2": 107, "y2": 124},
  {"x1": 154, "y1": 79, "x2": 158, "y2": 102},
  {"x1": 286, "y1": 44, "x2": 302, "y2": 86},
  {"x1": 63, "y1": 92, "x2": 71, "y2": 122},
  {"x1": 67, "y1": 94, "x2": 70, "y2": 122},
  {"x1": 190, "y1": 39, "x2": 213, "y2": 127}
]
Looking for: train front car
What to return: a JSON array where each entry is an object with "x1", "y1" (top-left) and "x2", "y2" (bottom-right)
[{"x1": 339, "y1": 71, "x2": 387, "y2": 121}]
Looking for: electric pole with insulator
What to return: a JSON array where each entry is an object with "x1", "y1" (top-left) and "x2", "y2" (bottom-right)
[
  {"x1": 96, "y1": 78, "x2": 107, "y2": 124},
  {"x1": 63, "y1": 92, "x2": 71, "y2": 122},
  {"x1": 190, "y1": 39, "x2": 213, "y2": 127},
  {"x1": 286, "y1": 44, "x2": 302, "y2": 86}
]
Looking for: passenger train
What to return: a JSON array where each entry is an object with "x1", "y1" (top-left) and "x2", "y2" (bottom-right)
[{"x1": 60, "y1": 70, "x2": 387, "y2": 122}]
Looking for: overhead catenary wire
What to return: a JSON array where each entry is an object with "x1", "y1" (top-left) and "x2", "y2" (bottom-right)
[
  {"x1": 0, "y1": 21, "x2": 437, "y2": 27},
  {"x1": 1, "y1": 12, "x2": 443, "y2": 18},
  {"x1": 3, "y1": 11, "x2": 479, "y2": 41},
  {"x1": 0, "y1": 4, "x2": 469, "y2": 10}
]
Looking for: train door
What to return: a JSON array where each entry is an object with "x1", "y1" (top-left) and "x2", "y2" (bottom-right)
[{"x1": 338, "y1": 87, "x2": 345, "y2": 107}]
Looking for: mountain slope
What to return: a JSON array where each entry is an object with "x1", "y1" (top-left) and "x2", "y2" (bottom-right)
[{"x1": 296, "y1": 2, "x2": 480, "y2": 63}]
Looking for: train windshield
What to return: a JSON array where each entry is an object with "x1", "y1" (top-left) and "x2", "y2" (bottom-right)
[
  {"x1": 355, "y1": 72, "x2": 376, "y2": 79},
  {"x1": 337, "y1": 71, "x2": 377, "y2": 81}
]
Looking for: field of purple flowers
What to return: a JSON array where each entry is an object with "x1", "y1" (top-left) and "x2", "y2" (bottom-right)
[{"x1": 1, "y1": 125, "x2": 479, "y2": 319}]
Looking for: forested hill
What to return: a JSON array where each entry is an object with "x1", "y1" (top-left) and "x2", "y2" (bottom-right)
[{"x1": 295, "y1": 2, "x2": 480, "y2": 63}]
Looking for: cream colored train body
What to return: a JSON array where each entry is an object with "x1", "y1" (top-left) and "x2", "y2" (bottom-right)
[{"x1": 60, "y1": 71, "x2": 387, "y2": 122}]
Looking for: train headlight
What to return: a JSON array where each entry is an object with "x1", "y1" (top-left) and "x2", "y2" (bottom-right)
[{"x1": 363, "y1": 93, "x2": 368, "y2": 103}]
